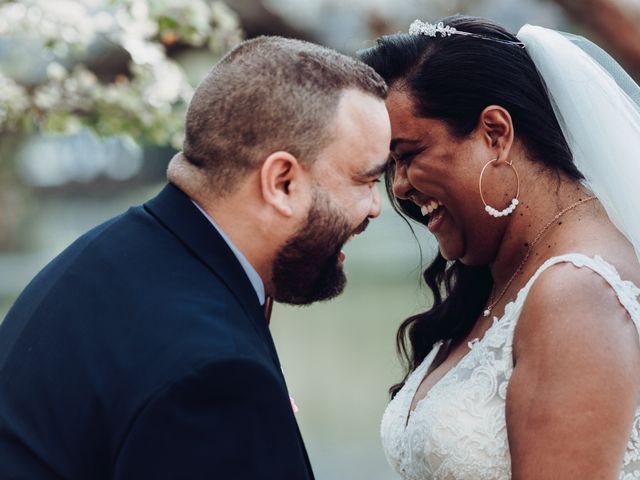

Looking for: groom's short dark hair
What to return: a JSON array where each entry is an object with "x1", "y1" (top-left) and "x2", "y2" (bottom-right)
[{"x1": 182, "y1": 36, "x2": 388, "y2": 196}]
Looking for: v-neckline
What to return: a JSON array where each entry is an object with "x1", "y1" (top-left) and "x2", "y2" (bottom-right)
[
  {"x1": 401, "y1": 253, "x2": 619, "y2": 432},
  {"x1": 403, "y1": 313, "x2": 504, "y2": 430},
  {"x1": 402, "y1": 258, "x2": 542, "y2": 428}
]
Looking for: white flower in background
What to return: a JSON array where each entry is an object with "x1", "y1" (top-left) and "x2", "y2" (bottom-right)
[
  {"x1": 149, "y1": 0, "x2": 212, "y2": 46},
  {"x1": 209, "y1": 1, "x2": 243, "y2": 54},
  {"x1": 121, "y1": 36, "x2": 166, "y2": 65},
  {"x1": 0, "y1": 0, "x2": 110, "y2": 55},
  {"x1": 46, "y1": 62, "x2": 68, "y2": 82},
  {"x1": 139, "y1": 60, "x2": 192, "y2": 107},
  {"x1": 0, "y1": 0, "x2": 242, "y2": 148},
  {"x1": 211, "y1": 1, "x2": 240, "y2": 31},
  {"x1": 0, "y1": 73, "x2": 30, "y2": 130}
]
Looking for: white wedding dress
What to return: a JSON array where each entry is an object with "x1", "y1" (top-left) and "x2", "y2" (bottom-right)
[{"x1": 381, "y1": 253, "x2": 640, "y2": 480}]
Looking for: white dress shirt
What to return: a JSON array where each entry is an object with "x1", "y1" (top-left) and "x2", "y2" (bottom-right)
[{"x1": 192, "y1": 201, "x2": 266, "y2": 306}]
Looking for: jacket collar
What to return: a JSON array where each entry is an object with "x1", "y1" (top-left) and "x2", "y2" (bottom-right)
[
  {"x1": 144, "y1": 184, "x2": 315, "y2": 477},
  {"x1": 144, "y1": 183, "x2": 280, "y2": 369}
]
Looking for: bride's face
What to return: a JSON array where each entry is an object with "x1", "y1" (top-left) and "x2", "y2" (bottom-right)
[{"x1": 385, "y1": 89, "x2": 504, "y2": 265}]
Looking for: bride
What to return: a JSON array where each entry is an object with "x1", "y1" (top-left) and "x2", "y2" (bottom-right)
[{"x1": 360, "y1": 15, "x2": 640, "y2": 479}]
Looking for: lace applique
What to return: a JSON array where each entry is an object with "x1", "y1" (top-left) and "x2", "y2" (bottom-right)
[{"x1": 381, "y1": 253, "x2": 640, "y2": 480}]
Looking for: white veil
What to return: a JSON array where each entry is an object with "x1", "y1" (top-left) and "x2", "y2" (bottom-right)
[{"x1": 517, "y1": 25, "x2": 640, "y2": 263}]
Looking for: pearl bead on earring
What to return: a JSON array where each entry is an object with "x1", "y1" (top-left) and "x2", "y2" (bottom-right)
[
  {"x1": 479, "y1": 158, "x2": 520, "y2": 218},
  {"x1": 485, "y1": 198, "x2": 519, "y2": 217}
]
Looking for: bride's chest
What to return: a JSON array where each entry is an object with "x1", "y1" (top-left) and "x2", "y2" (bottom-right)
[{"x1": 381, "y1": 321, "x2": 516, "y2": 480}]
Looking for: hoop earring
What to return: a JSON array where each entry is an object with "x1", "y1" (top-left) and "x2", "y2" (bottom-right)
[{"x1": 479, "y1": 158, "x2": 520, "y2": 218}]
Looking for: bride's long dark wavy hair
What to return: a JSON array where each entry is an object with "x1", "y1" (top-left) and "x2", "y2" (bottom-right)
[{"x1": 359, "y1": 16, "x2": 584, "y2": 397}]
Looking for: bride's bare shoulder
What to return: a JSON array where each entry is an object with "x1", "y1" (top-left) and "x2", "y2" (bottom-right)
[
  {"x1": 513, "y1": 250, "x2": 640, "y2": 366},
  {"x1": 506, "y1": 252, "x2": 640, "y2": 479}
]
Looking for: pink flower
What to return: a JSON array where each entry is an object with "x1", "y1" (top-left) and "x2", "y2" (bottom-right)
[{"x1": 289, "y1": 395, "x2": 299, "y2": 414}]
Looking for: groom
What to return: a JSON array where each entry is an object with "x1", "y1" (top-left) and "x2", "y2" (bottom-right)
[{"x1": 0, "y1": 37, "x2": 390, "y2": 479}]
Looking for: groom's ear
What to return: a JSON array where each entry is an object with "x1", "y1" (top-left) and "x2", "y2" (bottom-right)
[
  {"x1": 259, "y1": 151, "x2": 309, "y2": 217},
  {"x1": 478, "y1": 105, "x2": 514, "y2": 164}
]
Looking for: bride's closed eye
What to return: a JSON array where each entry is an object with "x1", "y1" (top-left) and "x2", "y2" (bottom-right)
[{"x1": 391, "y1": 149, "x2": 424, "y2": 166}]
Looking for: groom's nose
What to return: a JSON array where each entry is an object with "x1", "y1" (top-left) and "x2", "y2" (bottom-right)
[{"x1": 369, "y1": 184, "x2": 382, "y2": 219}]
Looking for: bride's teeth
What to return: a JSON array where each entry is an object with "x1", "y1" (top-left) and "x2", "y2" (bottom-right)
[{"x1": 421, "y1": 199, "x2": 442, "y2": 216}]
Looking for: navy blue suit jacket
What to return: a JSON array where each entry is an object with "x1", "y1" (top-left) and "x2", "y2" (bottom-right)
[{"x1": 0, "y1": 184, "x2": 314, "y2": 479}]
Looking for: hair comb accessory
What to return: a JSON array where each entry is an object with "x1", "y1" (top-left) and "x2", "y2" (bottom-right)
[{"x1": 409, "y1": 20, "x2": 525, "y2": 48}]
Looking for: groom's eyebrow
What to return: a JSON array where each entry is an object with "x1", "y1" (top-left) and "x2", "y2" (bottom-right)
[{"x1": 357, "y1": 160, "x2": 389, "y2": 180}]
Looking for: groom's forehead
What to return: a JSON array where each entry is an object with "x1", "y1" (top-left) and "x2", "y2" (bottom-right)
[{"x1": 324, "y1": 91, "x2": 391, "y2": 169}]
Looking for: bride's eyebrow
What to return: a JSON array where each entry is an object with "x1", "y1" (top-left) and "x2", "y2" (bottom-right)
[{"x1": 390, "y1": 138, "x2": 421, "y2": 151}]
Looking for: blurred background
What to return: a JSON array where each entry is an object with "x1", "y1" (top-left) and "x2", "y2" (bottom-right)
[{"x1": 1, "y1": 0, "x2": 639, "y2": 478}]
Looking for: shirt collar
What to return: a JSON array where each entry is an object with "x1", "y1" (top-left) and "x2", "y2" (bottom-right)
[{"x1": 191, "y1": 200, "x2": 266, "y2": 306}]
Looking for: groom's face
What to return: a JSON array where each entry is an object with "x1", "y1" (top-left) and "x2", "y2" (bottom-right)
[
  {"x1": 271, "y1": 89, "x2": 391, "y2": 305},
  {"x1": 271, "y1": 188, "x2": 359, "y2": 304}
]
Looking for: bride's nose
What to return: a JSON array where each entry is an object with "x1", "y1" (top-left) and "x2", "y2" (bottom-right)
[{"x1": 392, "y1": 162, "x2": 412, "y2": 200}]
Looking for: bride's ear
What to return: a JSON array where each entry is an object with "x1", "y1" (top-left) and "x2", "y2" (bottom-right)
[{"x1": 478, "y1": 105, "x2": 514, "y2": 164}]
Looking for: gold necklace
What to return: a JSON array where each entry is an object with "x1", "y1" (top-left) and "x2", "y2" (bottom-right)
[{"x1": 482, "y1": 196, "x2": 596, "y2": 317}]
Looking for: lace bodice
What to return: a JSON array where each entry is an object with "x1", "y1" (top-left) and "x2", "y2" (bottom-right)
[{"x1": 381, "y1": 254, "x2": 640, "y2": 480}]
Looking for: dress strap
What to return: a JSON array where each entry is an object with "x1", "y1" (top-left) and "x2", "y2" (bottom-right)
[{"x1": 504, "y1": 253, "x2": 640, "y2": 341}]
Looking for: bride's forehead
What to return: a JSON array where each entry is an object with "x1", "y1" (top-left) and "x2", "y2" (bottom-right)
[
  {"x1": 385, "y1": 91, "x2": 432, "y2": 135},
  {"x1": 385, "y1": 89, "x2": 415, "y2": 113}
]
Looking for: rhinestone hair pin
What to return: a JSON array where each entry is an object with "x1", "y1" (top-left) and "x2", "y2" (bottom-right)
[{"x1": 409, "y1": 20, "x2": 526, "y2": 48}]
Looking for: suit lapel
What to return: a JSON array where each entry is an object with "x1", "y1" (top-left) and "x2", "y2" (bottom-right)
[
  {"x1": 297, "y1": 424, "x2": 315, "y2": 479},
  {"x1": 145, "y1": 184, "x2": 314, "y2": 478},
  {"x1": 144, "y1": 183, "x2": 281, "y2": 370}
]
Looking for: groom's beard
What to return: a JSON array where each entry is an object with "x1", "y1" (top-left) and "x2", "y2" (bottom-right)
[{"x1": 271, "y1": 191, "x2": 367, "y2": 306}]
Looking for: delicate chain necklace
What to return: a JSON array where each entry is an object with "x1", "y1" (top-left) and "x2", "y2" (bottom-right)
[{"x1": 482, "y1": 196, "x2": 596, "y2": 317}]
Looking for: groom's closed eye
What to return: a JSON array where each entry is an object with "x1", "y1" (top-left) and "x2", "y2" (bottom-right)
[{"x1": 356, "y1": 161, "x2": 388, "y2": 183}]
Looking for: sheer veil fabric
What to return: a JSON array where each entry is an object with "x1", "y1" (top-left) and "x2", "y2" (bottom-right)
[{"x1": 517, "y1": 25, "x2": 640, "y2": 263}]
